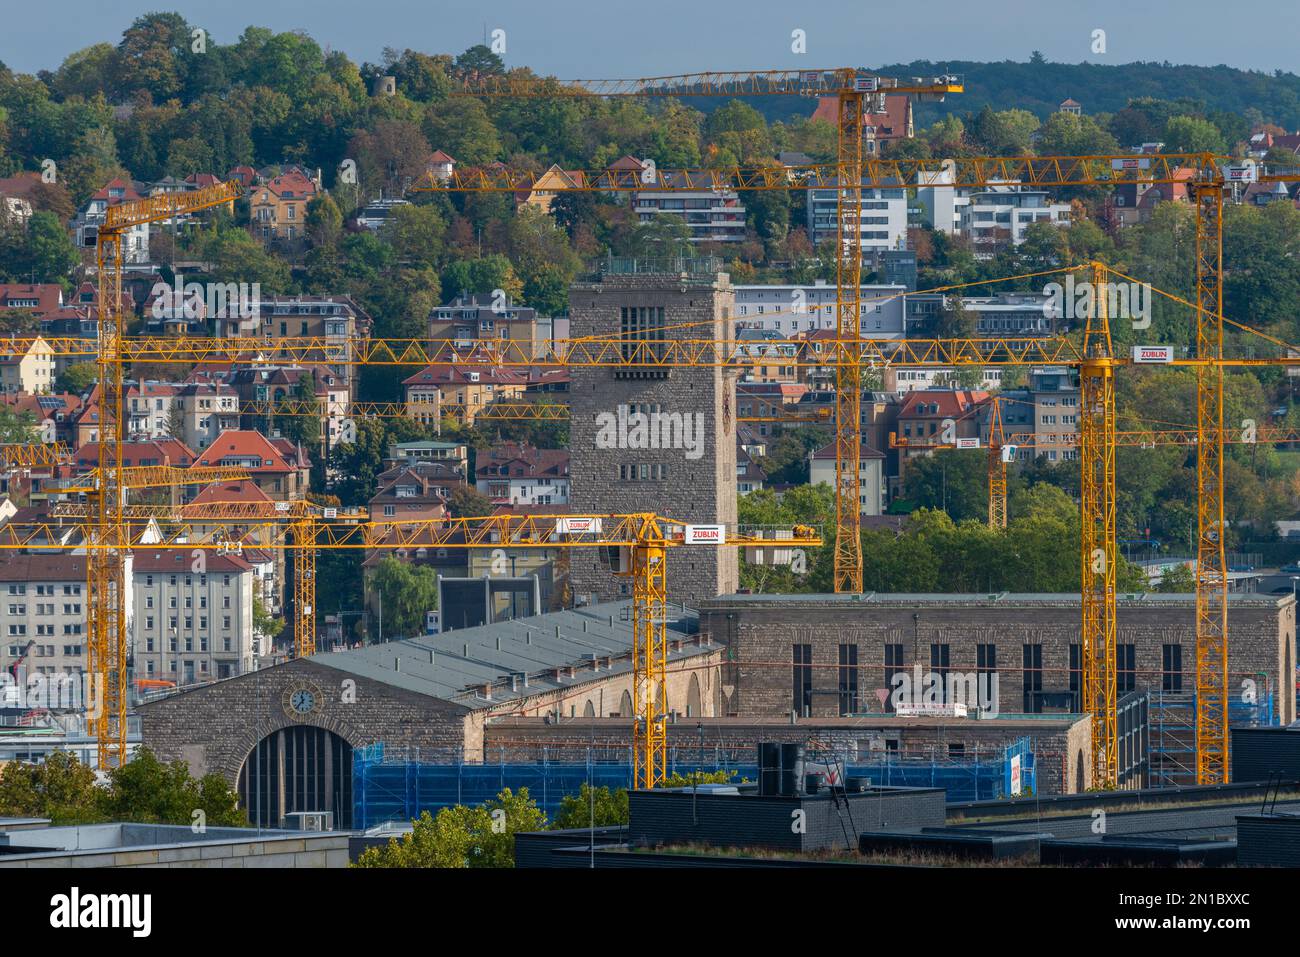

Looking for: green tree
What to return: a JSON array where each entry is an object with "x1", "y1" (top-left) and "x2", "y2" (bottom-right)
[
  {"x1": 1155, "y1": 563, "x2": 1196, "y2": 593},
  {"x1": 447, "y1": 485, "x2": 495, "y2": 518},
  {"x1": 253, "y1": 594, "x2": 284, "y2": 645},
  {"x1": 56, "y1": 362, "x2": 97, "y2": 395},
  {"x1": 353, "y1": 787, "x2": 545, "y2": 868},
  {"x1": 371, "y1": 556, "x2": 439, "y2": 637},
  {"x1": 0, "y1": 750, "x2": 101, "y2": 824},
  {"x1": 550, "y1": 783, "x2": 629, "y2": 829},
  {"x1": 1162, "y1": 115, "x2": 1227, "y2": 154},
  {"x1": 101, "y1": 747, "x2": 245, "y2": 826}
]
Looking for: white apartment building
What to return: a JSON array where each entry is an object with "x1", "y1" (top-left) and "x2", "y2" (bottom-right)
[
  {"x1": 806, "y1": 183, "x2": 907, "y2": 251},
  {"x1": 886, "y1": 367, "x2": 1006, "y2": 394},
  {"x1": 808, "y1": 444, "x2": 886, "y2": 516},
  {"x1": 632, "y1": 188, "x2": 747, "y2": 243},
  {"x1": 961, "y1": 185, "x2": 1072, "y2": 251},
  {"x1": 733, "y1": 283, "x2": 907, "y2": 337},
  {"x1": 0, "y1": 553, "x2": 90, "y2": 681},
  {"x1": 132, "y1": 549, "x2": 256, "y2": 685}
]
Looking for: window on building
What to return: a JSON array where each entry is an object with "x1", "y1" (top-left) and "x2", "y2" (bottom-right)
[
  {"x1": 884, "y1": 643, "x2": 904, "y2": 713},
  {"x1": 930, "y1": 643, "x2": 950, "y2": 703},
  {"x1": 1118, "y1": 644, "x2": 1137, "y2": 694},
  {"x1": 1162, "y1": 644, "x2": 1183, "y2": 693},
  {"x1": 792, "y1": 644, "x2": 813, "y2": 717},
  {"x1": 838, "y1": 643, "x2": 859, "y2": 716},
  {"x1": 1022, "y1": 644, "x2": 1043, "y2": 713}
]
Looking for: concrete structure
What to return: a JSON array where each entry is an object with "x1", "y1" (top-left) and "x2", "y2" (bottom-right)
[
  {"x1": 567, "y1": 261, "x2": 739, "y2": 606},
  {"x1": 429, "y1": 293, "x2": 545, "y2": 358},
  {"x1": 700, "y1": 592, "x2": 1297, "y2": 726},
  {"x1": 633, "y1": 174, "x2": 746, "y2": 243},
  {"x1": 0, "y1": 821, "x2": 348, "y2": 868},
  {"x1": 963, "y1": 185, "x2": 1073, "y2": 252},
  {"x1": 137, "y1": 602, "x2": 722, "y2": 826}
]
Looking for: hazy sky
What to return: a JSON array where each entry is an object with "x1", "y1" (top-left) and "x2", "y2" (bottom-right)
[{"x1": 3, "y1": 0, "x2": 1298, "y2": 77}]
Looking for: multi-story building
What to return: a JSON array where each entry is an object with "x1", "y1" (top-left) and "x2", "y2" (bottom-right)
[
  {"x1": 193, "y1": 430, "x2": 309, "y2": 501},
  {"x1": 131, "y1": 549, "x2": 256, "y2": 684},
  {"x1": 905, "y1": 292, "x2": 1060, "y2": 338},
  {"x1": 0, "y1": 553, "x2": 90, "y2": 681},
  {"x1": 74, "y1": 179, "x2": 150, "y2": 263},
  {"x1": 384, "y1": 441, "x2": 469, "y2": 477},
  {"x1": 369, "y1": 466, "x2": 452, "y2": 522},
  {"x1": 125, "y1": 382, "x2": 179, "y2": 438},
  {"x1": 961, "y1": 185, "x2": 1072, "y2": 252},
  {"x1": 808, "y1": 444, "x2": 885, "y2": 515},
  {"x1": 633, "y1": 168, "x2": 747, "y2": 243},
  {"x1": 997, "y1": 366, "x2": 1081, "y2": 464},
  {"x1": 428, "y1": 294, "x2": 543, "y2": 358},
  {"x1": 893, "y1": 389, "x2": 990, "y2": 484},
  {"x1": 474, "y1": 443, "x2": 570, "y2": 507},
  {"x1": 218, "y1": 295, "x2": 369, "y2": 392},
  {"x1": 0, "y1": 284, "x2": 64, "y2": 316},
  {"x1": 810, "y1": 94, "x2": 914, "y2": 155},
  {"x1": 247, "y1": 167, "x2": 318, "y2": 243},
  {"x1": 0, "y1": 337, "x2": 55, "y2": 395},
  {"x1": 734, "y1": 282, "x2": 906, "y2": 337},
  {"x1": 401, "y1": 364, "x2": 530, "y2": 427},
  {"x1": 567, "y1": 259, "x2": 739, "y2": 606},
  {"x1": 176, "y1": 381, "x2": 240, "y2": 452},
  {"x1": 806, "y1": 183, "x2": 907, "y2": 250}
]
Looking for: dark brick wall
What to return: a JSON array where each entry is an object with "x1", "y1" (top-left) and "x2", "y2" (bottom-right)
[
  {"x1": 702, "y1": 595, "x2": 1296, "y2": 725},
  {"x1": 137, "y1": 658, "x2": 472, "y2": 784}
]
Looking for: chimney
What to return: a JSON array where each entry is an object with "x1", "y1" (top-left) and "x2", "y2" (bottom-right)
[
  {"x1": 429, "y1": 650, "x2": 436, "y2": 666},
  {"x1": 395, "y1": 658, "x2": 402, "y2": 672},
  {"x1": 481, "y1": 683, "x2": 492, "y2": 700}
]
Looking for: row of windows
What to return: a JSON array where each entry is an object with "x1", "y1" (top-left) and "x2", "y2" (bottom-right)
[
  {"x1": 142, "y1": 594, "x2": 232, "y2": 609},
  {"x1": 794, "y1": 642, "x2": 1185, "y2": 716},
  {"x1": 8, "y1": 621, "x2": 81, "y2": 636},
  {"x1": 141, "y1": 575, "x2": 234, "y2": 587},
  {"x1": 6, "y1": 644, "x2": 82, "y2": 657},
  {"x1": 618, "y1": 463, "x2": 670, "y2": 482},
  {"x1": 7, "y1": 584, "x2": 80, "y2": 596},
  {"x1": 142, "y1": 616, "x2": 234, "y2": 632},
  {"x1": 143, "y1": 634, "x2": 236, "y2": 653}
]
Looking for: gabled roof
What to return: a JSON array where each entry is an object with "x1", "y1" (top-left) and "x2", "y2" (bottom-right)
[
  {"x1": 810, "y1": 442, "x2": 884, "y2": 461},
  {"x1": 132, "y1": 548, "x2": 252, "y2": 574},
  {"x1": 190, "y1": 479, "x2": 272, "y2": 506},
  {"x1": 898, "y1": 389, "x2": 990, "y2": 419},
  {"x1": 402, "y1": 364, "x2": 530, "y2": 387},
  {"x1": 193, "y1": 430, "x2": 294, "y2": 474},
  {"x1": 0, "y1": 284, "x2": 64, "y2": 315},
  {"x1": 73, "y1": 438, "x2": 194, "y2": 469},
  {"x1": 428, "y1": 149, "x2": 456, "y2": 164},
  {"x1": 475, "y1": 442, "x2": 569, "y2": 481}
]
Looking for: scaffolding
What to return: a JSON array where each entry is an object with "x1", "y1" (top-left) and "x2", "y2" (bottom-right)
[
  {"x1": 1151, "y1": 686, "x2": 1277, "y2": 788},
  {"x1": 351, "y1": 738, "x2": 1035, "y2": 829}
]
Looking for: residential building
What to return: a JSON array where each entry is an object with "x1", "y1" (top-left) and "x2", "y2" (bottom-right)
[
  {"x1": 632, "y1": 166, "x2": 747, "y2": 243},
  {"x1": 893, "y1": 389, "x2": 989, "y2": 483},
  {"x1": 808, "y1": 443, "x2": 885, "y2": 515},
  {"x1": 132, "y1": 549, "x2": 256, "y2": 683},
  {"x1": 962, "y1": 185, "x2": 1072, "y2": 252},
  {"x1": 806, "y1": 182, "x2": 907, "y2": 250},
  {"x1": 475, "y1": 442, "x2": 570, "y2": 506},
  {"x1": 369, "y1": 467, "x2": 451, "y2": 522},
  {"x1": 384, "y1": 441, "x2": 470, "y2": 477},
  {"x1": 0, "y1": 284, "x2": 64, "y2": 316},
  {"x1": 426, "y1": 149, "x2": 456, "y2": 184},
  {"x1": 0, "y1": 337, "x2": 55, "y2": 395},
  {"x1": 517, "y1": 165, "x2": 586, "y2": 214},
  {"x1": 0, "y1": 552, "x2": 90, "y2": 680},
  {"x1": 193, "y1": 430, "x2": 309, "y2": 501},
  {"x1": 125, "y1": 382, "x2": 179, "y2": 438},
  {"x1": 355, "y1": 197, "x2": 411, "y2": 230},
  {"x1": 734, "y1": 282, "x2": 906, "y2": 337},
  {"x1": 0, "y1": 173, "x2": 41, "y2": 226},
  {"x1": 401, "y1": 364, "x2": 530, "y2": 427},
  {"x1": 997, "y1": 366, "x2": 1081, "y2": 464},
  {"x1": 176, "y1": 381, "x2": 240, "y2": 452},
  {"x1": 810, "y1": 94, "x2": 914, "y2": 154},
  {"x1": 74, "y1": 179, "x2": 150, "y2": 263},
  {"x1": 1059, "y1": 98, "x2": 1083, "y2": 115},
  {"x1": 737, "y1": 445, "x2": 766, "y2": 494},
  {"x1": 428, "y1": 294, "x2": 543, "y2": 357},
  {"x1": 0, "y1": 392, "x2": 81, "y2": 446},
  {"x1": 218, "y1": 296, "x2": 369, "y2": 392},
  {"x1": 905, "y1": 292, "x2": 1060, "y2": 337},
  {"x1": 1105, "y1": 168, "x2": 1194, "y2": 226},
  {"x1": 248, "y1": 167, "x2": 318, "y2": 243}
]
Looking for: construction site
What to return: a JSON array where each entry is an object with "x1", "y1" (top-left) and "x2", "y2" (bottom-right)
[{"x1": 2, "y1": 9, "x2": 1300, "y2": 911}]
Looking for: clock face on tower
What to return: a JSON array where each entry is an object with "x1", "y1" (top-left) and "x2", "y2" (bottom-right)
[{"x1": 282, "y1": 681, "x2": 324, "y2": 720}]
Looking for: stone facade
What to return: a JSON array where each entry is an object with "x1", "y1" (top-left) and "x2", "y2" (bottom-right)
[
  {"x1": 567, "y1": 269, "x2": 739, "y2": 607},
  {"x1": 700, "y1": 593, "x2": 1297, "y2": 727},
  {"x1": 137, "y1": 657, "x2": 474, "y2": 783}
]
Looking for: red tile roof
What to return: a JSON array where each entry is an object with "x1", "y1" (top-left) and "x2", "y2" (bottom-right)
[
  {"x1": 194, "y1": 430, "x2": 294, "y2": 474},
  {"x1": 132, "y1": 548, "x2": 252, "y2": 574},
  {"x1": 898, "y1": 390, "x2": 990, "y2": 420},
  {"x1": 0, "y1": 284, "x2": 64, "y2": 315},
  {"x1": 190, "y1": 479, "x2": 272, "y2": 506}
]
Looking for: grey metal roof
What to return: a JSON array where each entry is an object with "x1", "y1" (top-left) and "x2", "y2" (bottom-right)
[{"x1": 308, "y1": 601, "x2": 707, "y2": 711}]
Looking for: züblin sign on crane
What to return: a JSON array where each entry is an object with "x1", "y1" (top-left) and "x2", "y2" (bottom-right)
[{"x1": 1131, "y1": 345, "x2": 1175, "y2": 364}]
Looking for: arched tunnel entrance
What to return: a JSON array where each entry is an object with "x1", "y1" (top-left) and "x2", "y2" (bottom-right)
[{"x1": 237, "y1": 726, "x2": 354, "y2": 829}]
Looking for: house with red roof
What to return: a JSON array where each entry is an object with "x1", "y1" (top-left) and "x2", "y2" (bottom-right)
[
  {"x1": 0, "y1": 284, "x2": 64, "y2": 317},
  {"x1": 811, "y1": 94, "x2": 914, "y2": 154},
  {"x1": 402, "y1": 363, "x2": 530, "y2": 426},
  {"x1": 248, "y1": 167, "x2": 319, "y2": 243},
  {"x1": 474, "y1": 442, "x2": 569, "y2": 506},
  {"x1": 193, "y1": 429, "x2": 309, "y2": 501}
]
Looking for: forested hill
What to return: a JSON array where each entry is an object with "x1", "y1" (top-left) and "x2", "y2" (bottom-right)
[{"x1": 743, "y1": 57, "x2": 1300, "y2": 129}]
